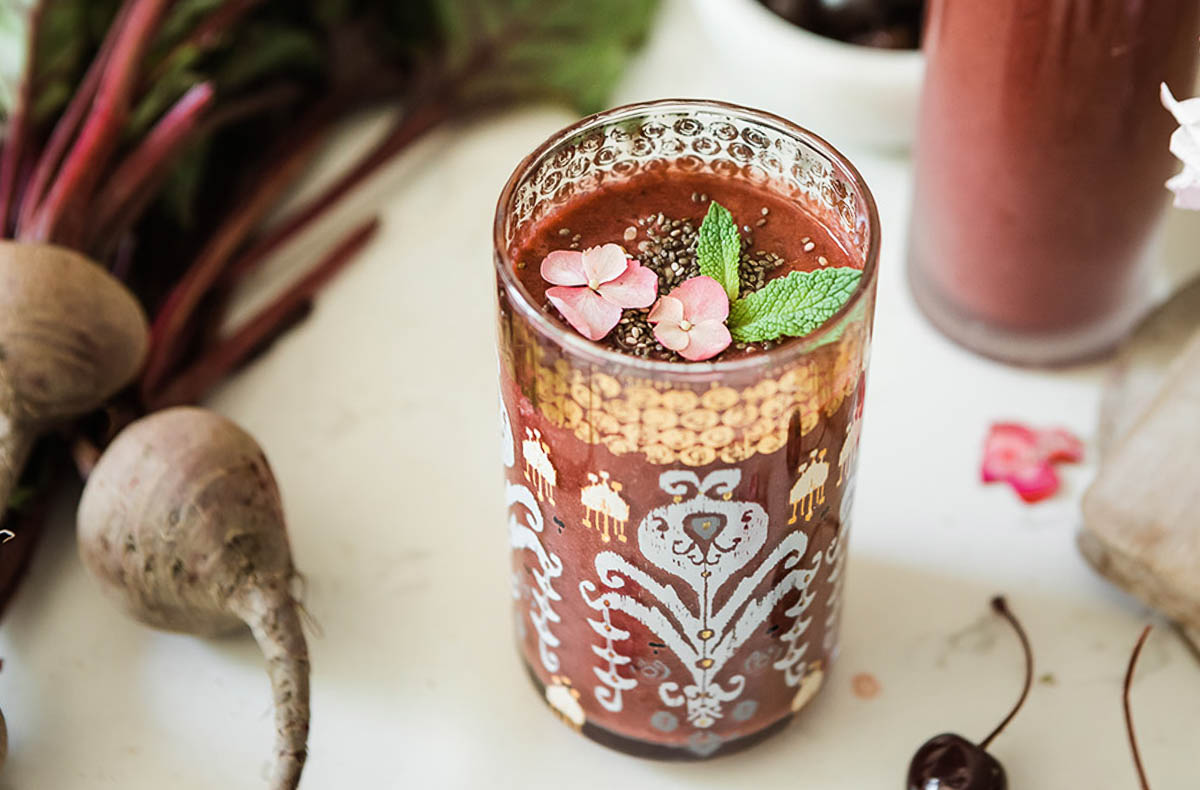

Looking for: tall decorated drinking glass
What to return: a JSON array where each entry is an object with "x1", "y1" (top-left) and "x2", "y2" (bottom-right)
[{"x1": 494, "y1": 100, "x2": 879, "y2": 759}]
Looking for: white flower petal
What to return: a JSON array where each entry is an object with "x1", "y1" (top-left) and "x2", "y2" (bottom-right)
[
  {"x1": 1167, "y1": 167, "x2": 1200, "y2": 210},
  {"x1": 1162, "y1": 83, "x2": 1200, "y2": 126}
]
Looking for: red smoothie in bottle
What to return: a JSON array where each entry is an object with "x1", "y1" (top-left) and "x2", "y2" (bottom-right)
[{"x1": 908, "y1": 0, "x2": 1200, "y2": 364}]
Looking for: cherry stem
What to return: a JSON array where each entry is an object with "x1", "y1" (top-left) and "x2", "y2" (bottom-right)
[
  {"x1": 978, "y1": 596, "x2": 1033, "y2": 750},
  {"x1": 1124, "y1": 625, "x2": 1153, "y2": 790}
]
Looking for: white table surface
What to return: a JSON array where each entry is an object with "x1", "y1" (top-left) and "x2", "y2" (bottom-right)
[{"x1": 5, "y1": 2, "x2": 1200, "y2": 787}]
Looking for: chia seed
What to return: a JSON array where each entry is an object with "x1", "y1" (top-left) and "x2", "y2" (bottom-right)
[{"x1": 606, "y1": 209, "x2": 788, "y2": 360}]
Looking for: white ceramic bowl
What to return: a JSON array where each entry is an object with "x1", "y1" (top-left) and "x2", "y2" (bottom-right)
[{"x1": 691, "y1": 0, "x2": 924, "y2": 151}]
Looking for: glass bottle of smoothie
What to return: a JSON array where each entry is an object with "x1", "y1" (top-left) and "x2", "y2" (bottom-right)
[
  {"x1": 907, "y1": 0, "x2": 1200, "y2": 365},
  {"x1": 494, "y1": 100, "x2": 879, "y2": 758}
]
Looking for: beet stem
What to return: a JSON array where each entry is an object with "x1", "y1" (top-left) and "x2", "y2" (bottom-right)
[
  {"x1": 24, "y1": 0, "x2": 170, "y2": 246},
  {"x1": 15, "y1": 0, "x2": 134, "y2": 236},
  {"x1": 223, "y1": 98, "x2": 449, "y2": 284},
  {"x1": 95, "y1": 82, "x2": 301, "y2": 260},
  {"x1": 232, "y1": 582, "x2": 310, "y2": 790},
  {"x1": 978, "y1": 596, "x2": 1033, "y2": 750},
  {"x1": 150, "y1": 217, "x2": 379, "y2": 409},
  {"x1": 147, "y1": 0, "x2": 265, "y2": 86},
  {"x1": 138, "y1": 103, "x2": 339, "y2": 401},
  {"x1": 1124, "y1": 625, "x2": 1153, "y2": 790},
  {"x1": 88, "y1": 82, "x2": 216, "y2": 250},
  {"x1": 0, "y1": 1, "x2": 44, "y2": 237}
]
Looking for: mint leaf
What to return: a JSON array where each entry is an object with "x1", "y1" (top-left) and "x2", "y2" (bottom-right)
[
  {"x1": 697, "y1": 200, "x2": 740, "y2": 300},
  {"x1": 729, "y1": 267, "x2": 862, "y2": 343}
]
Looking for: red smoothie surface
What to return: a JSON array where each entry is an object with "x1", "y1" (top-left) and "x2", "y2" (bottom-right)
[
  {"x1": 510, "y1": 169, "x2": 858, "y2": 360},
  {"x1": 910, "y1": 0, "x2": 1200, "y2": 342}
]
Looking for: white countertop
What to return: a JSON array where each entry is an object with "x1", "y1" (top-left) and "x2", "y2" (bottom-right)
[{"x1": 4, "y1": 2, "x2": 1200, "y2": 787}]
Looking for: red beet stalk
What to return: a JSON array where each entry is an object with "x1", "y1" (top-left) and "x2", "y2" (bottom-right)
[{"x1": 24, "y1": 0, "x2": 171, "y2": 247}]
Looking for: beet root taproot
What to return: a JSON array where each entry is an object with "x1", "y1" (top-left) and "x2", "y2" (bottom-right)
[{"x1": 76, "y1": 406, "x2": 309, "y2": 790}]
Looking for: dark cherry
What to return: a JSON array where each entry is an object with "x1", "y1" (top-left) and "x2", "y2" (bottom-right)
[
  {"x1": 906, "y1": 597, "x2": 1032, "y2": 790},
  {"x1": 907, "y1": 734, "x2": 1005, "y2": 790}
]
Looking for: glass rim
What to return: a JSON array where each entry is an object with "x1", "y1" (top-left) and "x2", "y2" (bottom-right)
[{"x1": 493, "y1": 98, "x2": 881, "y2": 378}]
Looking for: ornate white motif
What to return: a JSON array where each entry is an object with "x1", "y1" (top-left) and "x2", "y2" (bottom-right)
[
  {"x1": 789, "y1": 449, "x2": 829, "y2": 524},
  {"x1": 822, "y1": 531, "x2": 847, "y2": 654},
  {"x1": 521, "y1": 427, "x2": 557, "y2": 503},
  {"x1": 772, "y1": 549, "x2": 823, "y2": 686},
  {"x1": 508, "y1": 480, "x2": 563, "y2": 673},
  {"x1": 581, "y1": 469, "x2": 819, "y2": 731},
  {"x1": 580, "y1": 471, "x2": 630, "y2": 543},
  {"x1": 578, "y1": 588, "x2": 638, "y2": 712}
]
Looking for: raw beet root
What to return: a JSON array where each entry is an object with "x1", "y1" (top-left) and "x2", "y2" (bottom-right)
[
  {"x1": 0, "y1": 241, "x2": 148, "y2": 519},
  {"x1": 77, "y1": 407, "x2": 308, "y2": 790}
]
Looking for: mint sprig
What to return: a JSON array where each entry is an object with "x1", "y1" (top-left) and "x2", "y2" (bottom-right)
[
  {"x1": 697, "y1": 201, "x2": 741, "y2": 300},
  {"x1": 729, "y1": 267, "x2": 862, "y2": 343}
]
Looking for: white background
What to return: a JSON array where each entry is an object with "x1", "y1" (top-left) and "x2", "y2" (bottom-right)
[{"x1": 4, "y1": 1, "x2": 1200, "y2": 787}]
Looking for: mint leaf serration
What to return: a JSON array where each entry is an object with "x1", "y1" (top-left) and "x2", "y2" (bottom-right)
[
  {"x1": 729, "y1": 267, "x2": 862, "y2": 343},
  {"x1": 696, "y1": 201, "x2": 740, "y2": 300}
]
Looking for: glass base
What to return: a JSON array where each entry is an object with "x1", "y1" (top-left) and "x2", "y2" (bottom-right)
[
  {"x1": 523, "y1": 662, "x2": 795, "y2": 761},
  {"x1": 906, "y1": 255, "x2": 1146, "y2": 367}
]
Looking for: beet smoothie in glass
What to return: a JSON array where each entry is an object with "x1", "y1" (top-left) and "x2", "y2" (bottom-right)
[
  {"x1": 908, "y1": 0, "x2": 1200, "y2": 365},
  {"x1": 494, "y1": 100, "x2": 879, "y2": 759}
]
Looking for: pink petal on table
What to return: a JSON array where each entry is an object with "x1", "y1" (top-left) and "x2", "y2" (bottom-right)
[
  {"x1": 540, "y1": 249, "x2": 588, "y2": 286},
  {"x1": 672, "y1": 276, "x2": 730, "y2": 322},
  {"x1": 648, "y1": 295, "x2": 684, "y2": 325},
  {"x1": 981, "y1": 423, "x2": 1040, "y2": 481},
  {"x1": 599, "y1": 259, "x2": 658, "y2": 308},
  {"x1": 1006, "y1": 462, "x2": 1061, "y2": 504},
  {"x1": 1036, "y1": 428, "x2": 1083, "y2": 463},
  {"x1": 653, "y1": 322, "x2": 690, "y2": 352},
  {"x1": 678, "y1": 320, "x2": 731, "y2": 361},
  {"x1": 581, "y1": 243, "x2": 629, "y2": 286},
  {"x1": 547, "y1": 285, "x2": 622, "y2": 340}
]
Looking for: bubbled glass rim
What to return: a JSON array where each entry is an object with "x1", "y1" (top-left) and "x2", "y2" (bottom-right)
[{"x1": 493, "y1": 98, "x2": 881, "y2": 378}]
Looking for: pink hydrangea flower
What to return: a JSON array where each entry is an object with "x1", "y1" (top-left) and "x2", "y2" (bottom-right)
[
  {"x1": 542, "y1": 244, "x2": 658, "y2": 340},
  {"x1": 648, "y1": 276, "x2": 732, "y2": 362},
  {"x1": 1161, "y1": 83, "x2": 1200, "y2": 210},
  {"x1": 981, "y1": 422, "x2": 1083, "y2": 504}
]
